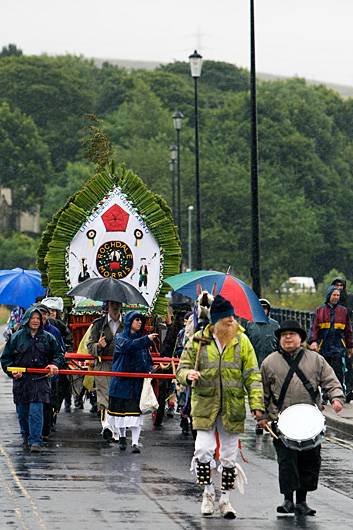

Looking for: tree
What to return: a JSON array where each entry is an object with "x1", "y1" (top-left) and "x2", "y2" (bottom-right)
[
  {"x1": 0, "y1": 102, "x2": 51, "y2": 212},
  {"x1": 104, "y1": 79, "x2": 171, "y2": 147},
  {"x1": 0, "y1": 44, "x2": 23, "y2": 58},
  {"x1": 0, "y1": 55, "x2": 98, "y2": 168},
  {"x1": 0, "y1": 233, "x2": 38, "y2": 269},
  {"x1": 41, "y1": 161, "x2": 93, "y2": 221},
  {"x1": 95, "y1": 62, "x2": 135, "y2": 116},
  {"x1": 160, "y1": 60, "x2": 249, "y2": 93}
]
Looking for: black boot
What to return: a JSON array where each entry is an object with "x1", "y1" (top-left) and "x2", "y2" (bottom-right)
[
  {"x1": 102, "y1": 428, "x2": 113, "y2": 442},
  {"x1": 277, "y1": 500, "x2": 295, "y2": 514},
  {"x1": 180, "y1": 416, "x2": 189, "y2": 435},
  {"x1": 295, "y1": 502, "x2": 316, "y2": 516},
  {"x1": 118, "y1": 436, "x2": 127, "y2": 451}
]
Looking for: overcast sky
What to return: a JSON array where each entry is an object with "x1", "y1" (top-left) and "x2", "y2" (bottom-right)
[{"x1": 2, "y1": 0, "x2": 353, "y2": 86}]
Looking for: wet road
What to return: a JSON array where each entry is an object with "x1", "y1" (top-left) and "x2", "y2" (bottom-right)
[
  {"x1": 1, "y1": 373, "x2": 353, "y2": 530},
  {"x1": 0, "y1": 323, "x2": 5, "y2": 347}
]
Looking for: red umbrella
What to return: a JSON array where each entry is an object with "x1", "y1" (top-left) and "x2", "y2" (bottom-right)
[{"x1": 166, "y1": 270, "x2": 267, "y2": 323}]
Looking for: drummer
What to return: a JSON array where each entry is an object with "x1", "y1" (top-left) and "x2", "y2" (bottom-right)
[{"x1": 259, "y1": 320, "x2": 344, "y2": 516}]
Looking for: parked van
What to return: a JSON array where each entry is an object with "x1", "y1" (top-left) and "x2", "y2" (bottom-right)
[{"x1": 281, "y1": 276, "x2": 316, "y2": 294}]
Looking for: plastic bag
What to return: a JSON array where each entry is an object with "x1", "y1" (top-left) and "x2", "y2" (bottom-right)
[{"x1": 139, "y1": 378, "x2": 159, "y2": 414}]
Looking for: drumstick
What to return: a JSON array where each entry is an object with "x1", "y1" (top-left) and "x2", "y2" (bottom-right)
[{"x1": 264, "y1": 422, "x2": 279, "y2": 439}]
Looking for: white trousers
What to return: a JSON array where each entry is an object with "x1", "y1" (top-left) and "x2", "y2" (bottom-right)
[{"x1": 193, "y1": 415, "x2": 239, "y2": 469}]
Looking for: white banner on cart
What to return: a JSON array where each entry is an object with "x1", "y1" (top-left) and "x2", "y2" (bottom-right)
[{"x1": 67, "y1": 188, "x2": 161, "y2": 307}]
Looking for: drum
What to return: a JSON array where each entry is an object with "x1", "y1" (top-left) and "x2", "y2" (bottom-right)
[{"x1": 276, "y1": 403, "x2": 326, "y2": 451}]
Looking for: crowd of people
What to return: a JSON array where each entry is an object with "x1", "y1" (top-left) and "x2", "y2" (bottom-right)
[{"x1": 1, "y1": 276, "x2": 352, "y2": 520}]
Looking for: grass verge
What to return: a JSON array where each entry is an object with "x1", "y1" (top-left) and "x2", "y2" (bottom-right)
[{"x1": 0, "y1": 306, "x2": 10, "y2": 325}]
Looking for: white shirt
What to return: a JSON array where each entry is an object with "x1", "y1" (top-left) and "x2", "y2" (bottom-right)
[
  {"x1": 213, "y1": 334, "x2": 225, "y2": 355},
  {"x1": 108, "y1": 314, "x2": 120, "y2": 336}
]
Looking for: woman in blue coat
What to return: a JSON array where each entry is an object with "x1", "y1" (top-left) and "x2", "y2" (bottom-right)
[{"x1": 105, "y1": 311, "x2": 158, "y2": 453}]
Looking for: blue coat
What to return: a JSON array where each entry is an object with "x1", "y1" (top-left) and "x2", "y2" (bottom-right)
[
  {"x1": 109, "y1": 311, "x2": 153, "y2": 401},
  {"x1": 44, "y1": 321, "x2": 66, "y2": 354}
]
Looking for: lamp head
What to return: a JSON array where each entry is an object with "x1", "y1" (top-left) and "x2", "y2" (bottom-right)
[
  {"x1": 189, "y1": 50, "x2": 203, "y2": 78},
  {"x1": 170, "y1": 144, "x2": 177, "y2": 160},
  {"x1": 172, "y1": 110, "x2": 184, "y2": 131}
]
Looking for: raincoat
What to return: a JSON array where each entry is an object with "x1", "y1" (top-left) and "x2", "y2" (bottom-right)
[
  {"x1": 109, "y1": 311, "x2": 153, "y2": 401},
  {"x1": 261, "y1": 347, "x2": 344, "y2": 421},
  {"x1": 176, "y1": 323, "x2": 264, "y2": 433},
  {"x1": 245, "y1": 317, "x2": 280, "y2": 365},
  {"x1": 1, "y1": 308, "x2": 63, "y2": 404},
  {"x1": 309, "y1": 285, "x2": 353, "y2": 357}
]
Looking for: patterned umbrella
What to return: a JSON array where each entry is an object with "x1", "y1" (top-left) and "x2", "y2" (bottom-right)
[
  {"x1": 165, "y1": 270, "x2": 267, "y2": 323},
  {"x1": 0, "y1": 268, "x2": 45, "y2": 308}
]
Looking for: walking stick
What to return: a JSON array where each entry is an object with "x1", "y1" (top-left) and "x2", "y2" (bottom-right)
[{"x1": 191, "y1": 335, "x2": 211, "y2": 388}]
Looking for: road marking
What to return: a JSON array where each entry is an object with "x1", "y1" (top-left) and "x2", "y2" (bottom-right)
[
  {"x1": 0, "y1": 444, "x2": 48, "y2": 530},
  {"x1": 0, "y1": 468, "x2": 30, "y2": 530}
]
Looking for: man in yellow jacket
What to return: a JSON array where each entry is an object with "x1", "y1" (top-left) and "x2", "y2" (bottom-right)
[{"x1": 177, "y1": 295, "x2": 264, "y2": 519}]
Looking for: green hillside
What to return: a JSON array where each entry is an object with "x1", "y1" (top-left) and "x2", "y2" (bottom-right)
[{"x1": 1, "y1": 48, "x2": 353, "y2": 291}]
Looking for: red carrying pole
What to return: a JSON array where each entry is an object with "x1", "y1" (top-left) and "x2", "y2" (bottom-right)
[
  {"x1": 64, "y1": 353, "x2": 179, "y2": 363},
  {"x1": 8, "y1": 367, "x2": 175, "y2": 379}
]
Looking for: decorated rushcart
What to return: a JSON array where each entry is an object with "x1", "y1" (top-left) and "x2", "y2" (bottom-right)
[
  {"x1": 37, "y1": 160, "x2": 181, "y2": 339},
  {"x1": 36, "y1": 156, "x2": 182, "y2": 417}
]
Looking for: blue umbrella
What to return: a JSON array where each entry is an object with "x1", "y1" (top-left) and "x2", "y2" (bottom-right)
[{"x1": 0, "y1": 268, "x2": 46, "y2": 308}]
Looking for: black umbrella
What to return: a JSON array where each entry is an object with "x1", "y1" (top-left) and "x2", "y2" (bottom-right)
[{"x1": 67, "y1": 277, "x2": 149, "y2": 306}]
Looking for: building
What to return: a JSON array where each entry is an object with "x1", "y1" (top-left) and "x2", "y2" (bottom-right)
[{"x1": 0, "y1": 187, "x2": 40, "y2": 234}]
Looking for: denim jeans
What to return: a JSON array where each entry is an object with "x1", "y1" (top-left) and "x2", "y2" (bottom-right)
[{"x1": 16, "y1": 402, "x2": 43, "y2": 446}]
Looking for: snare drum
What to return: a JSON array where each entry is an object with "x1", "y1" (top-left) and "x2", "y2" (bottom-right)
[{"x1": 276, "y1": 403, "x2": 326, "y2": 451}]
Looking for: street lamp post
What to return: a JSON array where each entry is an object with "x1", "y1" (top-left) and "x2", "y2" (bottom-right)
[
  {"x1": 188, "y1": 205, "x2": 194, "y2": 271},
  {"x1": 172, "y1": 110, "x2": 184, "y2": 239},
  {"x1": 250, "y1": 0, "x2": 261, "y2": 296},
  {"x1": 189, "y1": 50, "x2": 203, "y2": 270},
  {"x1": 169, "y1": 144, "x2": 177, "y2": 222}
]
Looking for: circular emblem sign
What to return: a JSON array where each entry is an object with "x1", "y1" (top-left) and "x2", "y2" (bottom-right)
[{"x1": 96, "y1": 241, "x2": 134, "y2": 279}]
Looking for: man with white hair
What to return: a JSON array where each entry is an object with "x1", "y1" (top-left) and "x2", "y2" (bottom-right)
[{"x1": 177, "y1": 295, "x2": 264, "y2": 519}]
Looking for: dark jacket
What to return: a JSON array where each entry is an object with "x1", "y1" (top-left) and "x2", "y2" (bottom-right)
[
  {"x1": 109, "y1": 311, "x2": 153, "y2": 401},
  {"x1": 44, "y1": 321, "x2": 66, "y2": 354},
  {"x1": 1, "y1": 308, "x2": 63, "y2": 404},
  {"x1": 330, "y1": 277, "x2": 353, "y2": 321},
  {"x1": 309, "y1": 286, "x2": 353, "y2": 357},
  {"x1": 49, "y1": 317, "x2": 73, "y2": 351},
  {"x1": 245, "y1": 317, "x2": 280, "y2": 365},
  {"x1": 87, "y1": 315, "x2": 123, "y2": 359}
]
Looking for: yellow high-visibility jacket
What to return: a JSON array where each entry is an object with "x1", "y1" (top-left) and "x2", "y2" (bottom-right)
[{"x1": 177, "y1": 324, "x2": 264, "y2": 432}]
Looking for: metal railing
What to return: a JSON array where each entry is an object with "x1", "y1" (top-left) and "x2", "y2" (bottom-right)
[{"x1": 271, "y1": 307, "x2": 314, "y2": 334}]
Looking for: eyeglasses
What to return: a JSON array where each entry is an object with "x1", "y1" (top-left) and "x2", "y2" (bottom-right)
[{"x1": 134, "y1": 317, "x2": 142, "y2": 322}]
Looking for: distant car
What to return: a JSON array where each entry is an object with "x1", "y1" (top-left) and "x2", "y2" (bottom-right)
[{"x1": 280, "y1": 276, "x2": 316, "y2": 294}]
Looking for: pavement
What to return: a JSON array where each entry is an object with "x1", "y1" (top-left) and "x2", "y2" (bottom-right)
[{"x1": 324, "y1": 402, "x2": 353, "y2": 437}]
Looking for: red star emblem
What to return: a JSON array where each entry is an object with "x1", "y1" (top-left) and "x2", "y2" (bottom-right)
[{"x1": 101, "y1": 204, "x2": 129, "y2": 232}]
